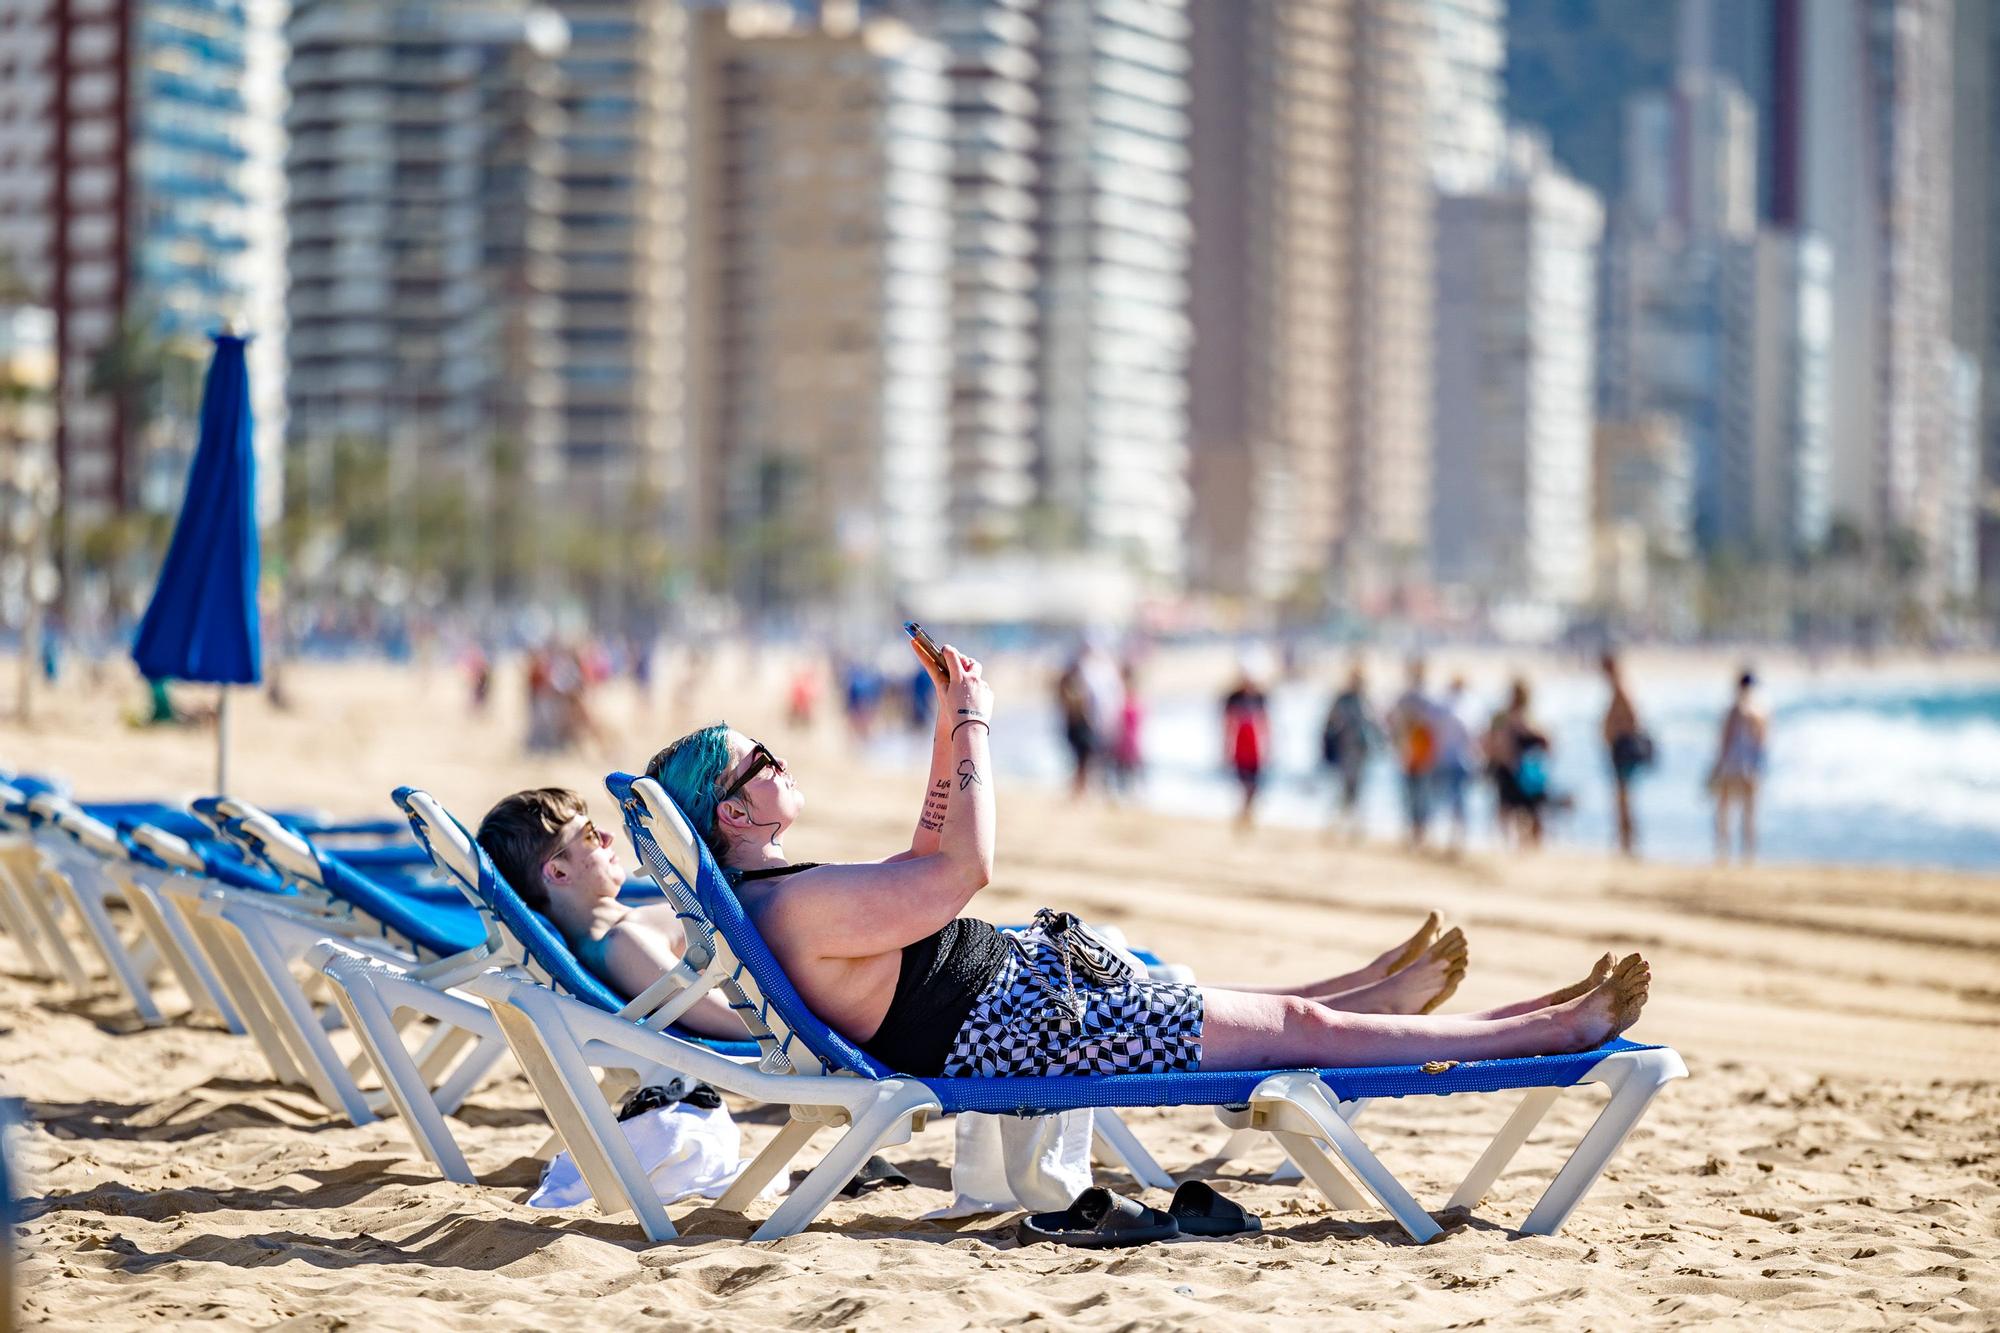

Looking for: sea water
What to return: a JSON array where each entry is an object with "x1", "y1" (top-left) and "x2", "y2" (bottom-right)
[{"x1": 913, "y1": 669, "x2": 2000, "y2": 872}]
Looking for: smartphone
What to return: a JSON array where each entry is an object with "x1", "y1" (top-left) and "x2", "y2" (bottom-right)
[{"x1": 903, "y1": 621, "x2": 950, "y2": 676}]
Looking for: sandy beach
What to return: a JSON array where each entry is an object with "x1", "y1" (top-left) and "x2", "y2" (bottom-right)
[{"x1": 3, "y1": 653, "x2": 1996, "y2": 1329}]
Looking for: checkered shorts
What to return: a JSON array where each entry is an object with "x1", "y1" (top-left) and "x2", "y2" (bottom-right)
[{"x1": 941, "y1": 911, "x2": 1205, "y2": 1077}]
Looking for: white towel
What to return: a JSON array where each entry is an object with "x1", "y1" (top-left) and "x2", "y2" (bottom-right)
[
  {"x1": 527, "y1": 1099, "x2": 773, "y2": 1210},
  {"x1": 927, "y1": 1110, "x2": 1096, "y2": 1218}
]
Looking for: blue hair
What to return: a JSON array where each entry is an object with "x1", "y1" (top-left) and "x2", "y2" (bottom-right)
[{"x1": 647, "y1": 722, "x2": 734, "y2": 856}]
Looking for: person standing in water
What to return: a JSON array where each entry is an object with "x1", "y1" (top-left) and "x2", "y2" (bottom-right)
[
  {"x1": 1221, "y1": 661, "x2": 1272, "y2": 830},
  {"x1": 1321, "y1": 663, "x2": 1376, "y2": 842},
  {"x1": 1709, "y1": 669, "x2": 1768, "y2": 863},
  {"x1": 1601, "y1": 653, "x2": 1650, "y2": 857},
  {"x1": 1386, "y1": 657, "x2": 1440, "y2": 849}
]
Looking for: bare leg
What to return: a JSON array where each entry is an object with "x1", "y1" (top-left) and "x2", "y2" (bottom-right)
[
  {"x1": 1713, "y1": 788, "x2": 1730, "y2": 862},
  {"x1": 1740, "y1": 781, "x2": 1758, "y2": 862},
  {"x1": 1613, "y1": 779, "x2": 1634, "y2": 855},
  {"x1": 1315, "y1": 928, "x2": 1467, "y2": 1015},
  {"x1": 1215, "y1": 912, "x2": 1443, "y2": 998},
  {"x1": 1198, "y1": 955, "x2": 1650, "y2": 1071},
  {"x1": 1465, "y1": 952, "x2": 1614, "y2": 1020}
]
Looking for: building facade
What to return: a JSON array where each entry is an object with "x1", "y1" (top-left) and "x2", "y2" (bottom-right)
[
  {"x1": 0, "y1": 0, "x2": 286, "y2": 545},
  {"x1": 687, "y1": 4, "x2": 952, "y2": 610},
  {"x1": 285, "y1": 1, "x2": 568, "y2": 509},
  {"x1": 1187, "y1": 0, "x2": 1431, "y2": 607},
  {"x1": 1032, "y1": 0, "x2": 1191, "y2": 585},
  {"x1": 1431, "y1": 133, "x2": 1602, "y2": 611},
  {"x1": 1716, "y1": 229, "x2": 1831, "y2": 559},
  {"x1": 542, "y1": 0, "x2": 692, "y2": 568},
  {"x1": 1773, "y1": 0, "x2": 1962, "y2": 601},
  {"x1": 887, "y1": 0, "x2": 1042, "y2": 553}
]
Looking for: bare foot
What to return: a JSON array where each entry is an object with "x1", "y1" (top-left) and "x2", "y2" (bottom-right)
[
  {"x1": 1382, "y1": 910, "x2": 1443, "y2": 977},
  {"x1": 1320, "y1": 927, "x2": 1467, "y2": 1015},
  {"x1": 1418, "y1": 927, "x2": 1469, "y2": 1014},
  {"x1": 1470, "y1": 952, "x2": 1615, "y2": 1021},
  {"x1": 1555, "y1": 953, "x2": 1650, "y2": 1051}
]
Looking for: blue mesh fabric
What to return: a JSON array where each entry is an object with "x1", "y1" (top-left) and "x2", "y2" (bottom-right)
[
  {"x1": 392, "y1": 786, "x2": 760, "y2": 1058},
  {"x1": 608, "y1": 772, "x2": 895, "y2": 1080},
  {"x1": 114, "y1": 821, "x2": 288, "y2": 894},
  {"x1": 312, "y1": 852, "x2": 487, "y2": 957},
  {"x1": 924, "y1": 1038, "x2": 1662, "y2": 1116}
]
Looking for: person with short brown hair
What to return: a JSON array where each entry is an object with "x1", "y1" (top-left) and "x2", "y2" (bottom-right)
[{"x1": 474, "y1": 787, "x2": 747, "y2": 1039}]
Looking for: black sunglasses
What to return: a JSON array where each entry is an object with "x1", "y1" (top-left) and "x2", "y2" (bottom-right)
[{"x1": 719, "y1": 742, "x2": 782, "y2": 803}]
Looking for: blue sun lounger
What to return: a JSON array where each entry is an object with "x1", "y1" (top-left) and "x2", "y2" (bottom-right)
[
  {"x1": 465, "y1": 772, "x2": 1682, "y2": 1242},
  {"x1": 305, "y1": 786, "x2": 764, "y2": 1182}
]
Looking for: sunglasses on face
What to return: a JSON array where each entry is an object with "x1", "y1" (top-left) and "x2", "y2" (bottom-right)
[
  {"x1": 719, "y1": 741, "x2": 783, "y2": 804},
  {"x1": 547, "y1": 819, "x2": 611, "y2": 869}
]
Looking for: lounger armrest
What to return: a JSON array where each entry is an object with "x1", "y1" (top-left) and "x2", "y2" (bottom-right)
[
  {"x1": 124, "y1": 824, "x2": 207, "y2": 875},
  {"x1": 52, "y1": 806, "x2": 127, "y2": 861},
  {"x1": 232, "y1": 810, "x2": 325, "y2": 887}
]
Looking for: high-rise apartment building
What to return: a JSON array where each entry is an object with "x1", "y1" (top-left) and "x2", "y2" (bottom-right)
[
  {"x1": 1424, "y1": 0, "x2": 1506, "y2": 193},
  {"x1": 1954, "y1": 0, "x2": 2000, "y2": 611},
  {"x1": 0, "y1": 0, "x2": 286, "y2": 540},
  {"x1": 886, "y1": 0, "x2": 1041, "y2": 552},
  {"x1": 542, "y1": 0, "x2": 691, "y2": 551},
  {"x1": 1187, "y1": 0, "x2": 1431, "y2": 605},
  {"x1": 285, "y1": 2, "x2": 567, "y2": 499},
  {"x1": 1622, "y1": 68, "x2": 1757, "y2": 242},
  {"x1": 1772, "y1": 0, "x2": 1960, "y2": 601},
  {"x1": 1717, "y1": 230, "x2": 1832, "y2": 558},
  {"x1": 687, "y1": 4, "x2": 951, "y2": 610},
  {"x1": 1187, "y1": 0, "x2": 1340, "y2": 603},
  {"x1": 1431, "y1": 133, "x2": 1602, "y2": 611},
  {"x1": 1032, "y1": 0, "x2": 1191, "y2": 585}
]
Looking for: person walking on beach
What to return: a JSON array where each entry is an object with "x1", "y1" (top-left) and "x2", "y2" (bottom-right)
[
  {"x1": 1110, "y1": 661, "x2": 1146, "y2": 794},
  {"x1": 1055, "y1": 653, "x2": 1098, "y2": 797},
  {"x1": 1601, "y1": 653, "x2": 1651, "y2": 857},
  {"x1": 1321, "y1": 663, "x2": 1376, "y2": 841},
  {"x1": 1221, "y1": 662, "x2": 1271, "y2": 830},
  {"x1": 1387, "y1": 657, "x2": 1440, "y2": 849},
  {"x1": 1709, "y1": 669, "x2": 1768, "y2": 863},
  {"x1": 1434, "y1": 675, "x2": 1479, "y2": 854},
  {"x1": 1486, "y1": 678, "x2": 1552, "y2": 848}
]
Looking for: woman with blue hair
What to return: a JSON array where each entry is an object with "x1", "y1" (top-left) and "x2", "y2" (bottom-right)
[{"x1": 627, "y1": 639, "x2": 1652, "y2": 1080}]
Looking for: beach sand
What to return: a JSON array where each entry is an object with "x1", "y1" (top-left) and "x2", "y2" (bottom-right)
[{"x1": 2, "y1": 653, "x2": 1996, "y2": 1329}]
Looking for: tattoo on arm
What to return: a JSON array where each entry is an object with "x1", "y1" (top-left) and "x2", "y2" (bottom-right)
[
  {"x1": 918, "y1": 779, "x2": 948, "y2": 833},
  {"x1": 957, "y1": 759, "x2": 982, "y2": 791}
]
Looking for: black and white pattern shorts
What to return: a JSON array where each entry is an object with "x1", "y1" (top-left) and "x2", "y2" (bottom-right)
[{"x1": 942, "y1": 912, "x2": 1204, "y2": 1077}]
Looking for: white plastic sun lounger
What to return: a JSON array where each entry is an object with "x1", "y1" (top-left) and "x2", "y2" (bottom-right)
[{"x1": 490, "y1": 771, "x2": 1682, "y2": 1243}]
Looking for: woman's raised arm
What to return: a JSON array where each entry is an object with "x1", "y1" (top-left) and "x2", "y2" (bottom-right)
[{"x1": 768, "y1": 647, "x2": 996, "y2": 960}]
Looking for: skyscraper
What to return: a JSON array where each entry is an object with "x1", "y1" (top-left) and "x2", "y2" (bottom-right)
[
  {"x1": 885, "y1": 0, "x2": 1042, "y2": 553},
  {"x1": 285, "y1": 2, "x2": 568, "y2": 514},
  {"x1": 1033, "y1": 0, "x2": 1191, "y2": 586},
  {"x1": 542, "y1": 1, "x2": 694, "y2": 579},
  {"x1": 1431, "y1": 132, "x2": 1602, "y2": 612},
  {"x1": 686, "y1": 3, "x2": 952, "y2": 610},
  {"x1": 1424, "y1": 0, "x2": 1506, "y2": 193},
  {"x1": 0, "y1": 0, "x2": 287, "y2": 546},
  {"x1": 1717, "y1": 230, "x2": 1832, "y2": 558},
  {"x1": 1772, "y1": 0, "x2": 1961, "y2": 601},
  {"x1": 1187, "y1": 0, "x2": 1432, "y2": 606}
]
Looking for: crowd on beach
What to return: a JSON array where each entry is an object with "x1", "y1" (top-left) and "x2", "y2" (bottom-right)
[
  {"x1": 449, "y1": 629, "x2": 1773, "y2": 865},
  {"x1": 1048, "y1": 644, "x2": 1772, "y2": 864}
]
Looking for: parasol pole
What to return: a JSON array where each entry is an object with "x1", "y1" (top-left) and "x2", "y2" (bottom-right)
[{"x1": 216, "y1": 687, "x2": 230, "y2": 793}]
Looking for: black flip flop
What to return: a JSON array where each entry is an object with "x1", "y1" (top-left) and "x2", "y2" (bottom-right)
[
  {"x1": 1167, "y1": 1180, "x2": 1262, "y2": 1238},
  {"x1": 1018, "y1": 1186, "x2": 1180, "y2": 1248},
  {"x1": 839, "y1": 1154, "x2": 912, "y2": 1198}
]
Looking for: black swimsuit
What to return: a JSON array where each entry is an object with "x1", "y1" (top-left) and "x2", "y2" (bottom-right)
[{"x1": 730, "y1": 863, "x2": 1008, "y2": 1076}]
